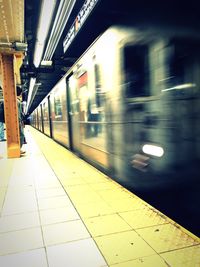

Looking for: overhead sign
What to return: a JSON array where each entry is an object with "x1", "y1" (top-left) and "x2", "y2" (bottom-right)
[{"x1": 63, "y1": 0, "x2": 99, "y2": 53}]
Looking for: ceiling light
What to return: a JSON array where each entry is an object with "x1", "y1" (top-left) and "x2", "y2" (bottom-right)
[
  {"x1": 41, "y1": 60, "x2": 53, "y2": 66},
  {"x1": 43, "y1": 0, "x2": 76, "y2": 61},
  {"x1": 33, "y1": 0, "x2": 56, "y2": 68},
  {"x1": 25, "y1": 77, "x2": 36, "y2": 113}
]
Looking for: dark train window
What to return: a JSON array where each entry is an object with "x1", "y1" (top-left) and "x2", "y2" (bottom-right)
[
  {"x1": 167, "y1": 39, "x2": 198, "y2": 87},
  {"x1": 123, "y1": 45, "x2": 149, "y2": 97}
]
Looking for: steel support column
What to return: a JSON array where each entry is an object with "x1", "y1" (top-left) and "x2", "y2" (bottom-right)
[{"x1": 0, "y1": 53, "x2": 20, "y2": 158}]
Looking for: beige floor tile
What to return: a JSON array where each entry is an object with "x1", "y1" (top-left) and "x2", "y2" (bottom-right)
[
  {"x1": 42, "y1": 220, "x2": 90, "y2": 246},
  {"x1": 0, "y1": 142, "x2": 7, "y2": 159},
  {"x1": 34, "y1": 169, "x2": 59, "y2": 179},
  {"x1": 161, "y1": 244, "x2": 200, "y2": 267},
  {"x1": 36, "y1": 187, "x2": 66, "y2": 199},
  {"x1": 2, "y1": 190, "x2": 38, "y2": 215},
  {"x1": 35, "y1": 180, "x2": 61, "y2": 189},
  {"x1": 31, "y1": 156, "x2": 51, "y2": 170},
  {"x1": 136, "y1": 224, "x2": 199, "y2": 253},
  {"x1": 46, "y1": 238, "x2": 108, "y2": 267},
  {"x1": 6, "y1": 186, "x2": 35, "y2": 194},
  {"x1": 40, "y1": 206, "x2": 80, "y2": 225},
  {"x1": 76, "y1": 201, "x2": 115, "y2": 218},
  {"x1": 0, "y1": 227, "x2": 43, "y2": 255},
  {"x1": 0, "y1": 160, "x2": 14, "y2": 186},
  {"x1": 8, "y1": 176, "x2": 34, "y2": 187},
  {"x1": 109, "y1": 254, "x2": 169, "y2": 267},
  {"x1": 119, "y1": 206, "x2": 167, "y2": 229},
  {"x1": 38, "y1": 195, "x2": 72, "y2": 210},
  {"x1": 8, "y1": 172, "x2": 35, "y2": 187},
  {"x1": 34, "y1": 171, "x2": 61, "y2": 188},
  {"x1": 0, "y1": 175, "x2": 10, "y2": 187},
  {"x1": 95, "y1": 230, "x2": 155, "y2": 265},
  {"x1": 0, "y1": 248, "x2": 48, "y2": 267},
  {"x1": 84, "y1": 214, "x2": 131, "y2": 237},
  {"x1": 8, "y1": 159, "x2": 35, "y2": 184},
  {"x1": 0, "y1": 187, "x2": 7, "y2": 212},
  {"x1": 0, "y1": 212, "x2": 40, "y2": 233}
]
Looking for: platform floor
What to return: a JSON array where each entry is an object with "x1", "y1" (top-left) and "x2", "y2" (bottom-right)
[{"x1": 0, "y1": 126, "x2": 199, "y2": 267}]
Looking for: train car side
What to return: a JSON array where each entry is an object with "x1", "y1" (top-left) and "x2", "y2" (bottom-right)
[{"x1": 30, "y1": 25, "x2": 200, "y2": 192}]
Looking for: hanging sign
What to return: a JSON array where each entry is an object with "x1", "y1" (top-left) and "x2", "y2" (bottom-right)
[{"x1": 63, "y1": 0, "x2": 98, "y2": 53}]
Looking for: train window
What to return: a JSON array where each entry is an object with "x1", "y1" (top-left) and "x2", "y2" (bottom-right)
[
  {"x1": 78, "y1": 72, "x2": 89, "y2": 122},
  {"x1": 85, "y1": 59, "x2": 105, "y2": 138},
  {"x1": 94, "y1": 62, "x2": 106, "y2": 107},
  {"x1": 159, "y1": 38, "x2": 200, "y2": 97},
  {"x1": 43, "y1": 103, "x2": 46, "y2": 120},
  {"x1": 123, "y1": 45, "x2": 149, "y2": 97},
  {"x1": 68, "y1": 75, "x2": 79, "y2": 114},
  {"x1": 54, "y1": 94, "x2": 62, "y2": 118},
  {"x1": 76, "y1": 63, "x2": 106, "y2": 151},
  {"x1": 168, "y1": 40, "x2": 198, "y2": 86}
]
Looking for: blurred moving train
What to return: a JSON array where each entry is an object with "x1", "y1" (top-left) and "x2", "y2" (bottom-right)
[{"x1": 31, "y1": 25, "x2": 200, "y2": 192}]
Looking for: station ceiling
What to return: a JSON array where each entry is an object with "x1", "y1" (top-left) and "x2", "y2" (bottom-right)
[{"x1": 0, "y1": 0, "x2": 200, "y2": 114}]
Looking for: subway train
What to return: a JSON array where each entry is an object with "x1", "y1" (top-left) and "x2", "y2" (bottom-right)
[{"x1": 31, "y1": 25, "x2": 200, "y2": 192}]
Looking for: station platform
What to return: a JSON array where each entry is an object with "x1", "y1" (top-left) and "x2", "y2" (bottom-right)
[{"x1": 0, "y1": 126, "x2": 199, "y2": 267}]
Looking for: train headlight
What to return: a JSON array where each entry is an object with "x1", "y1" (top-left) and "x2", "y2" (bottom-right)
[{"x1": 142, "y1": 144, "x2": 164, "y2": 157}]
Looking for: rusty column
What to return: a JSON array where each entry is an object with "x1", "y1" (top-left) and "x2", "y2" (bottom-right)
[{"x1": 0, "y1": 53, "x2": 23, "y2": 158}]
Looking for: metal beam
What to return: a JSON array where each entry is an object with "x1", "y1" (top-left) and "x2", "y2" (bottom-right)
[{"x1": 15, "y1": 53, "x2": 24, "y2": 85}]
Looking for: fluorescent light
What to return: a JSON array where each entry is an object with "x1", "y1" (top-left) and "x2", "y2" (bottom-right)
[
  {"x1": 25, "y1": 77, "x2": 36, "y2": 113},
  {"x1": 41, "y1": 60, "x2": 53, "y2": 66},
  {"x1": 142, "y1": 144, "x2": 164, "y2": 157},
  {"x1": 34, "y1": 42, "x2": 44, "y2": 68},
  {"x1": 33, "y1": 0, "x2": 56, "y2": 67},
  {"x1": 43, "y1": 0, "x2": 76, "y2": 61}
]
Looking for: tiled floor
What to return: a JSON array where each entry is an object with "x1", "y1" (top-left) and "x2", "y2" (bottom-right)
[{"x1": 0, "y1": 126, "x2": 199, "y2": 267}]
